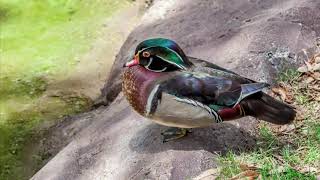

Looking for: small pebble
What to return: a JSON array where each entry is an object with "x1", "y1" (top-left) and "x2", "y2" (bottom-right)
[
  {"x1": 313, "y1": 63, "x2": 320, "y2": 71},
  {"x1": 297, "y1": 66, "x2": 308, "y2": 73},
  {"x1": 315, "y1": 56, "x2": 320, "y2": 64},
  {"x1": 305, "y1": 77, "x2": 314, "y2": 84}
]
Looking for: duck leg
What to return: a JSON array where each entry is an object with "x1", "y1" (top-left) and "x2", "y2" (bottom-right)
[{"x1": 161, "y1": 127, "x2": 191, "y2": 142}]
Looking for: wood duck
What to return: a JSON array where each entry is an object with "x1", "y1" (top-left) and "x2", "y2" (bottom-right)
[{"x1": 122, "y1": 38, "x2": 296, "y2": 142}]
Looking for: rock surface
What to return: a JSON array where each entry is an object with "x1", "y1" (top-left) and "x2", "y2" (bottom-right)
[{"x1": 32, "y1": 0, "x2": 320, "y2": 179}]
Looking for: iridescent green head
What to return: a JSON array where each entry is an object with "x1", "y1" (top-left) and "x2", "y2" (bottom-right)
[{"x1": 124, "y1": 38, "x2": 192, "y2": 72}]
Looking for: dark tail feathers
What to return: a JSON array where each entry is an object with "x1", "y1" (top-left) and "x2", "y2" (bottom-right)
[{"x1": 240, "y1": 92, "x2": 296, "y2": 124}]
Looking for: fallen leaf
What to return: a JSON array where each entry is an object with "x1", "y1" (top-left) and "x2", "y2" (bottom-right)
[
  {"x1": 193, "y1": 168, "x2": 219, "y2": 180},
  {"x1": 279, "y1": 124, "x2": 296, "y2": 133},
  {"x1": 302, "y1": 129, "x2": 309, "y2": 135},
  {"x1": 313, "y1": 63, "x2": 320, "y2": 72},
  {"x1": 240, "y1": 164, "x2": 258, "y2": 171},
  {"x1": 315, "y1": 56, "x2": 320, "y2": 64},
  {"x1": 297, "y1": 166, "x2": 318, "y2": 173},
  {"x1": 295, "y1": 107, "x2": 306, "y2": 120},
  {"x1": 230, "y1": 170, "x2": 259, "y2": 180},
  {"x1": 312, "y1": 72, "x2": 320, "y2": 80},
  {"x1": 279, "y1": 125, "x2": 288, "y2": 132},
  {"x1": 244, "y1": 170, "x2": 260, "y2": 179},
  {"x1": 272, "y1": 86, "x2": 290, "y2": 102},
  {"x1": 298, "y1": 65, "x2": 308, "y2": 73},
  {"x1": 273, "y1": 154, "x2": 285, "y2": 163},
  {"x1": 311, "y1": 85, "x2": 320, "y2": 92},
  {"x1": 305, "y1": 76, "x2": 315, "y2": 84},
  {"x1": 274, "y1": 166, "x2": 286, "y2": 174},
  {"x1": 305, "y1": 60, "x2": 313, "y2": 72}
]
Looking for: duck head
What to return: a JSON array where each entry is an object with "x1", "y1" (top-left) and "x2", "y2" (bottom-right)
[{"x1": 123, "y1": 38, "x2": 192, "y2": 72}]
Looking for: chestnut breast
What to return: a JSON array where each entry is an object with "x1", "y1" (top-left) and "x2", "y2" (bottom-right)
[{"x1": 122, "y1": 66, "x2": 163, "y2": 115}]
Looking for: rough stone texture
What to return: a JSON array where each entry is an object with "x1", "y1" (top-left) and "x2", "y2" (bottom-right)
[
  {"x1": 32, "y1": 0, "x2": 320, "y2": 179},
  {"x1": 98, "y1": 0, "x2": 320, "y2": 106},
  {"x1": 32, "y1": 94, "x2": 256, "y2": 180}
]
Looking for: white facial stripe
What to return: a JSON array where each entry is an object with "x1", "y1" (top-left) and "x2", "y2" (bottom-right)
[
  {"x1": 163, "y1": 46, "x2": 186, "y2": 69},
  {"x1": 145, "y1": 57, "x2": 153, "y2": 68},
  {"x1": 155, "y1": 55, "x2": 185, "y2": 70},
  {"x1": 146, "y1": 84, "x2": 160, "y2": 115},
  {"x1": 145, "y1": 56, "x2": 169, "y2": 72},
  {"x1": 146, "y1": 66, "x2": 167, "y2": 72}
]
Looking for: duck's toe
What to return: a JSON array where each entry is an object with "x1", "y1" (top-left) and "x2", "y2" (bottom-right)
[{"x1": 161, "y1": 127, "x2": 191, "y2": 143}]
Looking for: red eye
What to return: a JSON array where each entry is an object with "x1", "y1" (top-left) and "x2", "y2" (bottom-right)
[{"x1": 142, "y1": 51, "x2": 150, "y2": 57}]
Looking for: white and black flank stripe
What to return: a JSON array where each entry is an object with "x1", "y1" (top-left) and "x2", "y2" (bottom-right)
[{"x1": 174, "y1": 97, "x2": 223, "y2": 123}]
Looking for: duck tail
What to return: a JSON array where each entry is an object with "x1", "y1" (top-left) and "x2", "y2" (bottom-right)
[{"x1": 240, "y1": 92, "x2": 296, "y2": 124}]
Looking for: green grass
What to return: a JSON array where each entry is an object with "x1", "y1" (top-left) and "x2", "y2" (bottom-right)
[
  {"x1": 217, "y1": 125, "x2": 319, "y2": 179},
  {"x1": 276, "y1": 68, "x2": 301, "y2": 83},
  {"x1": 217, "y1": 152, "x2": 242, "y2": 179},
  {"x1": 0, "y1": 0, "x2": 129, "y2": 117},
  {"x1": 217, "y1": 69, "x2": 320, "y2": 179},
  {"x1": 0, "y1": 95, "x2": 91, "y2": 180},
  {"x1": 0, "y1": 0, "x2": 131, "y2": 179}
]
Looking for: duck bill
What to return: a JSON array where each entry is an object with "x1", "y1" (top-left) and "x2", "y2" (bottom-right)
[{"x1": 123, "y1": 55, "x2": 139, "y2": 67}]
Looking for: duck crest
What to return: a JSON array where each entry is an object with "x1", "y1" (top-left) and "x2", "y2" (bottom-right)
[{"x1": 122, "y1": 66, "x2": 163, "y2": 115}]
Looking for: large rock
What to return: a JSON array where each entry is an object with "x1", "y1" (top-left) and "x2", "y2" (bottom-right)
[
  {"x1": 97, "y1": 0, "x2": 320, "y2": 106},
  {"x1": 32, "y1": 0, "x2": 320, "y2": 179}
]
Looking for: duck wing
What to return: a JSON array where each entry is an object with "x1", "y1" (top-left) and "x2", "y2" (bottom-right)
[
  {"x1": 188, "y1": 56, "x2": 256, "y2": 84},
  {"x1": 159, "y1": 71, "x2": 268, "y2": 109}
]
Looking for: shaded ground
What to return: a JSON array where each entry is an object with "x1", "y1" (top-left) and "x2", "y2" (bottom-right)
[{"x1": 32, "y1": 0, "x2": 320, "y2": 179}]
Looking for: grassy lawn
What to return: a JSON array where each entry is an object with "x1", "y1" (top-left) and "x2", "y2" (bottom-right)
[
  {"x1": 216, "y1": 54, "x2": 320, "y2": 179},
  {"x1": 0, "y1": 0, "x2": 130, "y2": 179}
]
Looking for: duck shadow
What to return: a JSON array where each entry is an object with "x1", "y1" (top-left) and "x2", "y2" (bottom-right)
[{"x1": 129, "y1": 122, "x2": 258, "y2": 155}]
